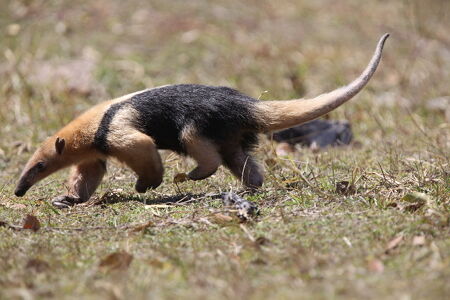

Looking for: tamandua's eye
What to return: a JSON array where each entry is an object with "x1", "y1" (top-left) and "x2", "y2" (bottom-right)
[{"x1": 35, "y1": 162, "x2": 46, "y2": 171}]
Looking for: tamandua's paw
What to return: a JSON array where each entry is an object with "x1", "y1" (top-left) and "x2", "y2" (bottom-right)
[
  {"x1": 135, "y1": 177, "x2": 162, "y2": 193},
  {"x1": 51, "y1": 195, "x2": 82, "y2": 209}
]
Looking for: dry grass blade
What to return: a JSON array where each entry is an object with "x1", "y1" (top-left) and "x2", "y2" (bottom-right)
[
  {"x1": 211, "y1": 213, "x2": 235, "y2": 224},
  {"x1": 385, "y1": 236, "x2": 403, "y2": 253},
  {"x1": 26, "y1": 258, "x2": 50, "y2": 273},
  {"x1": 173, "y1": 173, "x2": 189, "y2": 183}
]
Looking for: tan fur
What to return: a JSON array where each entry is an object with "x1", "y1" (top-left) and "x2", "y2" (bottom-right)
[
  {"x1": 103, "y1": 104, "x2": 164, "y2": 191},
  {"x1": 257, "y1": 33, "x2": 389, "y2": 131},
  {"x1": 67, "y1": 159, "x2": 106, "y2": 201},
  {"x1": 110, "y1": 129, "x2": 163, "y2": 193},
  {"x1": 181, "y1": 125, "x2": 222, "y2": 180},
  {"x1": 180, "y1": 124, "x2": 197, "y2": 145}
]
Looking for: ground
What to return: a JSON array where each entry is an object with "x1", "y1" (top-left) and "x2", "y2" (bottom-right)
[{"x1": 0, "y1": 0, "x2": 449, "y2": 299}]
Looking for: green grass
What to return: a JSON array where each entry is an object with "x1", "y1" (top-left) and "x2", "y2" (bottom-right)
[{"x1": 0, "y1": 0, "x2": 449, "y2": 299}]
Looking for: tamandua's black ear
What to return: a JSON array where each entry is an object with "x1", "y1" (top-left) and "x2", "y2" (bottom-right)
[{"x1": 55, "y1": 137, "x2": 65, "y2": 155}]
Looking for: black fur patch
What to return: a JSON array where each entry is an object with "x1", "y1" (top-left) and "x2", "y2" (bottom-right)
[
  {"x1": 93, "y1": 84, "x2": 262, "y2": 154},
  {"x1": 93, "y1": 101, "x2": 127, "y2": 153},
  {"x1": 129, "y1": 84, "x2": 261, "y2": 153}
]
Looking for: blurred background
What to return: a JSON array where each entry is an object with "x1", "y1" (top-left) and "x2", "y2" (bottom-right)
[{"x1": 0, "y1": 0, "x2": 448, "y2": 158}]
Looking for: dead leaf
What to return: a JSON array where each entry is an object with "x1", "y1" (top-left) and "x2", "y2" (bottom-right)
[
  {"x1": 173, "y1": 173, "x2": 189, "y2": 183},
  {"x1": 129, "y1": 220, "x2": 154, "y2": 232},
  {"x1": 211, "y1": 213, "x2": 234, "y2": 224},
  {"x1": 275, "y1": 142, "x2": 295, "y2": 156},
  {"x1": 251, "y1": 258, "x2": 267, "y2": 265},
  {"x1": 146, "y1": 258, "x2": 170, "y2": 269},
  {"x1": 264, "y1": 158, "x2": 277, "y2": 168},
  {"x1": 386, "y1": 202, "x2": 399, "y2": 208},
  {"x1": 22, "y1": 215, "x2": 40, "y2": 232},
  {"x1": 147, "y1": 258, "x2": 164, "y2": 269},
  {"x1": 404, "y1": 202, "x2": 424, "y2": 212},
  {"x1": 413, "y1": 236, "x2": 426, "y2": 246},
  {"x1": 99, "y1": 251, "x2": 133, "y2": 271},
  {"x1": 26, "y1": 258, "x2": 50, "y2": 272},
  {"x1": 367, "y1": 258, "x2": 384, "y2": 273},
  {"x1": 385, "y1": 235, "x2": 403, "y2": 253},
  {"x1": 254, "y1": 236, "x2": 270, "y2": 247}
]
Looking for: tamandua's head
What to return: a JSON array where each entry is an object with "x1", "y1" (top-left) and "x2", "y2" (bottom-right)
[{"x1": 15, "y1": 137, "x2": 67, "y2": 197}]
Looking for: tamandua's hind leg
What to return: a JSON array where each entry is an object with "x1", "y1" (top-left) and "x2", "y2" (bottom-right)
[
  {"x1": 110, "y1": 130, "x2": 163, "y2": 193},
  {"x1": 52, "y1": 159, "x2": 107, "y2": 208},
  {"x1": 222, "y1": 147, "x2": 264, "y2": 188},
  {"x1": 184, "y1": 136, "x2": 222, "y2": 180}
]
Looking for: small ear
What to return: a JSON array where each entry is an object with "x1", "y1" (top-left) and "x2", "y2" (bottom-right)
[{"x1": 55, "y1": 137, "x2": 65, "y2": 155}]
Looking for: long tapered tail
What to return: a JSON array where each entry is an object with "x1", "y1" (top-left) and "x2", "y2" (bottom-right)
[{"x1": 257, "y1": 33, "x2": 389, "y2": 131}]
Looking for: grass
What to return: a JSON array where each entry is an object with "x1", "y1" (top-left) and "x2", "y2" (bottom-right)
[{"x1": 0, "y1": 0, "x2": 449, "y2": 299}]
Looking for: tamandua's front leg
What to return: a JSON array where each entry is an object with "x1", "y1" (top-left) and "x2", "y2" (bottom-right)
[
  {"x1": 110, "y1": 130, "x2": 164, "y2": 193},
  {"x1": 52, "y1": 159, "x2": 106, "y2": 208}
]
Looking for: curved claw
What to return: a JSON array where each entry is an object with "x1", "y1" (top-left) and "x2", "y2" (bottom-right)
[{"x1": 51, "y1": 195, "x2": 82, "y2": 209}]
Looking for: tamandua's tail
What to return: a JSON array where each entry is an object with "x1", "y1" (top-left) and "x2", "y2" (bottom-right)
[{"x1": 257, "y1": 33, "x2": 389, "y2": 132}]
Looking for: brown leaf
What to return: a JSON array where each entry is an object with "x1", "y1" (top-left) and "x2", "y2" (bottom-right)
[
  {"x1": 254, "y1": 236, "x2": 270, "y2": 247},
  {"x1": 129, "y1": 220, "x2": 154, "y2": 232},
  {"x1": 385, "y1": 235, "x2": 403, "y2": 253},
  {"x1": 404, "y1": 202, "x2": 424, "y2": 212},
  {"x1": 264, "y1": 158, "x2": 277, "y2": 168},
  {"x1": 386, "y1": 202, "x2": 399, "y2": 208},
  {"x1": 26, "y1": 258, "x2": 50, "y2": 272},
  {"x1": 275, "y1": 142, "x2": 295, "y2": 156},
  {"x1": 211, "y1": 213, "x2": 234, "y2": 224},
  {"x1": 173, "y1": 173, "x2": 189, "y2": 183},
  {"x1": 412, "y1": 236, "x2": 426, "y2": 246},
  {"x1": 367, "y1": 258, "x2": 384, "y2": 273},
  {"x1": 146, "y1": 258, "x2": 166, "y2": 269},
  {"x1": 22, "y1": 215, "x2": 41, "y2": 232},
  {"x1": 99, "y1": 251, "x2": 133, "y2": 271}
]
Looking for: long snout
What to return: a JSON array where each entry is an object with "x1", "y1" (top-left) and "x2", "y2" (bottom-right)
[{"x1": 14, "y1": 179, "x2": 31, "y2": 197}]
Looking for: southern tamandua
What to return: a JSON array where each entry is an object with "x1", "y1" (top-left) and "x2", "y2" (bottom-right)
[{"x1": 15, "y1": 34, "x2": 389, "y2": 207}]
